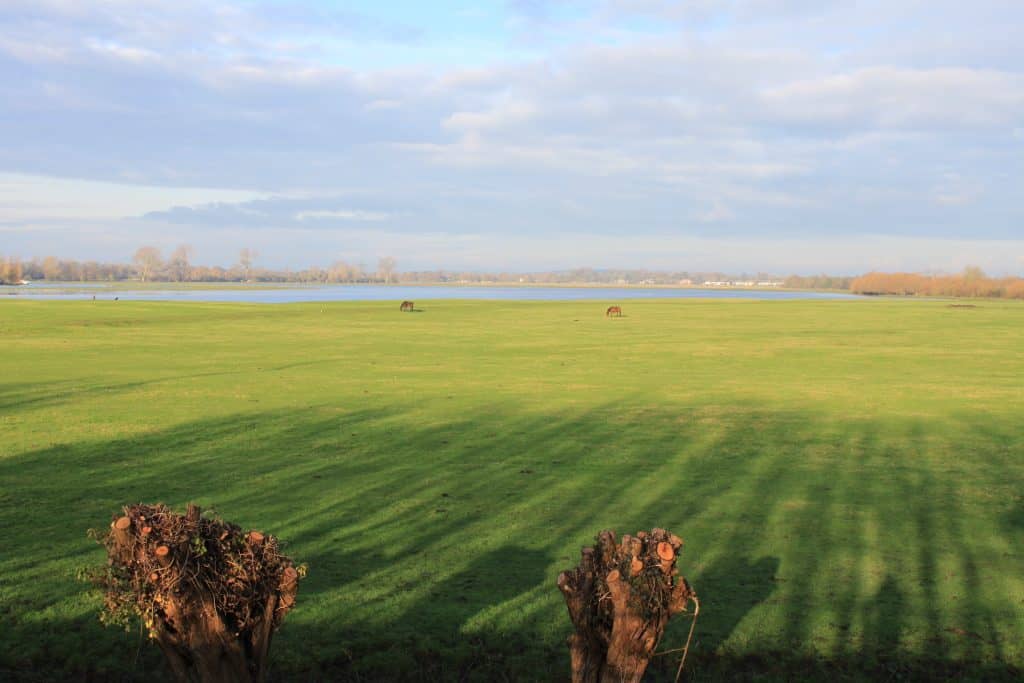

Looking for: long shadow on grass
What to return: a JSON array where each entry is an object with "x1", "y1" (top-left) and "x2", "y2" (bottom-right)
[
  {"x1": 0, "y1": 404, "x2": 1021, "y2": 681},
  {"x1": 1007, "y1": 502, "x2": 1024, "y2": 532},
  {"x1": 302, "y1": 545, "x2": 550, "y2": 682},
  {"x1": 0, "y1": 356, "x2": 341, "y2": 413}
]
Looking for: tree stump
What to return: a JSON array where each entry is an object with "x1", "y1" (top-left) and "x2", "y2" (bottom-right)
[
  {"x1": 90, "y1": 503, "x2": 304, "y2": 683},
  {"x1": 557, "y1": 528, "x2": 695, "y2": 683}
]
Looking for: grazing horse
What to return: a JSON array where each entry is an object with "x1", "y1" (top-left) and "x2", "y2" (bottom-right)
[
  {"x1": 606, "y1": 305, "x2": 623, "y2": 317},
  {"x1": 400, "y1": 300, "x2": 415, "y2": 312}
]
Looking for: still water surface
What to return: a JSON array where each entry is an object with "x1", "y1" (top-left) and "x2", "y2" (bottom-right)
[{"x1": 2, "y1": 283, "x2": 858, "y2": 303}]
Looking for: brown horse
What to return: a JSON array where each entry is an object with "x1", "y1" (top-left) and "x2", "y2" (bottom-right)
[
  {"x1": 400, "y1": 301, "x2": 415, "y2": 312},
  {"x1": 606, "y1": 305, "x2": 623, "y2": 317}
]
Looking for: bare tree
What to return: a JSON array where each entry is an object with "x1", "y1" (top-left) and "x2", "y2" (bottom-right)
[
  {"x1": 328, "y1": 260, "x2": 353, "y2": 283},
  {"x1": 963, "y1": 265, "x2": 986, "y2": 282},
  {"x1": 167, "y1": 245, "x2": 193, "y2": 282},
  {"x1": 377, "y1": 256, "x2": 397, "y2": 284},
  {"x1": 42, "y1": 255, "x2": 62, "y2": 280},
  {"x1": 133, "y1": 246, "x2": 162, "y2": 282},
  {"x1": 1, "y1": 257, "x2": 24, "y2": 284},
  {"x1": 238, "y1": 248, "x2": 258, "y2": 282}
]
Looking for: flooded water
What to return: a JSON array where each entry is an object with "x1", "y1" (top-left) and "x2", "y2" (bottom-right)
[{"x1": 1, "y1": 283, "x2": 858, "y2": 303}]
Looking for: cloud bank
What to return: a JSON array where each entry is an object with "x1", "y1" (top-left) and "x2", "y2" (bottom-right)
[{"x1": 0, "y1": 0, "x2": 1021, "y2": 273}]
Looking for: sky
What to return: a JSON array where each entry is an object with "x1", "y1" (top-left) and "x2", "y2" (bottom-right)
[{"x1": 0, "y1": 0, "x2": 1022, "y2": 274}]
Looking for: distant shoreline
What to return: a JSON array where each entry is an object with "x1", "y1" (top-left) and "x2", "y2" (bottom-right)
[
  {"x1": 3, "y1": 280, "x2": 826, "y2": 293},
  {"x1": 1, "y1": 281, "x2": 859, "y2": 303}
]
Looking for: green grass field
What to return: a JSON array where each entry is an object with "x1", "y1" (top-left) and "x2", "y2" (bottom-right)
[{"x1": 1, "y1": 298, "x2": 1022, "y2": 681}]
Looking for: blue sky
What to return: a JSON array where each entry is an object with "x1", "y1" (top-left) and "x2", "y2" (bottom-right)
[{"x1": 1, "y1": 0, "x2": 1022, "y2": 273}]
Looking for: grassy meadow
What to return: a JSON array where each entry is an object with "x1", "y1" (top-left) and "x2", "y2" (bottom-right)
[{"x1": 1, "y1": 297, "x2": 1022, "y2": 681}]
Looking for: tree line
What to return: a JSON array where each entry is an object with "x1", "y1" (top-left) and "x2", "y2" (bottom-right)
[
  {"x1": 1, "y1": 248, "x2": 831, "y2": 287},
  {"x1": 0, "y1": 256, "x2": 26, "y2": 284},
  {"x1": 400, "y1": 267, "x2": 782, "y2": 285},
  {"x1": 3, "y1": 248, "x2": 1022, "y2": 298},
  {"x1": 0, "y1": 247, "x2": 400, "y2": 285},
  {"x1": 782, "y1": 274, "x2": 855, "y2": 290},
  {"x1": 851, "y1": 268, "x2": 1024, "y2": 299}
]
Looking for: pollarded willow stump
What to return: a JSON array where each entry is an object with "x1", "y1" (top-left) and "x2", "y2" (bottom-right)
[
  {"x1": 557, "y1": 528, "x2": 696, "y2": 683},
  {"x1": 90, "y1": 503, "x2": 303, "y2": 683}
]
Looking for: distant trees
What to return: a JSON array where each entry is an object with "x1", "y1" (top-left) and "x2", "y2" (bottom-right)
[
  {"x1": 133, "y1": 246, "x2": 162, "y2": 282},
  {"x1": 8, "y1": 250, "x2": 1023, "y2": 298},
  {"x1": 783, "y1": 274, "x2": 854, "y2": 290},
  {"x1": 850, "y1": 267, "x2": 1024, "y2": 299},
  {"x1": 377, "y1": 256, "x2": 397, "y2": 284},
  {"x1": 8, "y1": 252, "x2": 842, "y2": 288},
  {"x1": 238, "y1": 248, "x2": 258, "y2": 282},
  {"x1": 398, "y1": 268, "x2": 706, "y2": 285},
  {"x1": 18, "y1": 257, "x2": 133, "y2": 282},
  {"x1": 325, "y1": 260, "x2": 367, "y2": 283},
  {"x1": 42, "y1": 255, "x2": 62, "y2": 281},
  {"x1": 963, "y1": 265, "x2": 986, "y2": 283},
  {"x1": 167, "y1": 245, "x2": 194, "y2": 282},
  {"x1": 0, "y1": 256, "x2": 24, "y2": 284}
]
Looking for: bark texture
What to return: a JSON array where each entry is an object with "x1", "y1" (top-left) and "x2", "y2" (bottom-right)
[
  {"x1": 557, "y1": 528, "x2": 695, "y2": 683},
  {"x1": 94, "y1": 503, "x2": 302, "y2": 682}
]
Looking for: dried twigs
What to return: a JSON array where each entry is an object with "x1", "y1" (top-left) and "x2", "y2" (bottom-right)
[
  {"x1": 87, "y1": 503, "x2": 305, "y2": 683},
  {"x1": 557, "y1": 528, "x2": 696, "y2": 683}
]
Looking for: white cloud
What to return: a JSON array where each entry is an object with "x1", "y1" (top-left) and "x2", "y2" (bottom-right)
[
  {"x1": 0, "y1": 0, "x2": 1022, "y2": 270},
  {"x1": 759, "y1": 67, "x2": 1024, "y2": 129},
  {"x1": 295, "y1": 209, "x2": 391, "y2": 222},
  {"x1": 696, "y1": 203, "x2": 735, "y2": 223},
  {"x1": 443, "y1": 101, "x2": 539, "y2": 132},
  {"x1": 0, "y1": 173, "x2": 267, "y2": 222}
]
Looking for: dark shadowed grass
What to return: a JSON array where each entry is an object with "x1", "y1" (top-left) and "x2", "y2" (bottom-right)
[{"x1": 0, "y1": 298, "x2": 1022, "y2": 680}]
